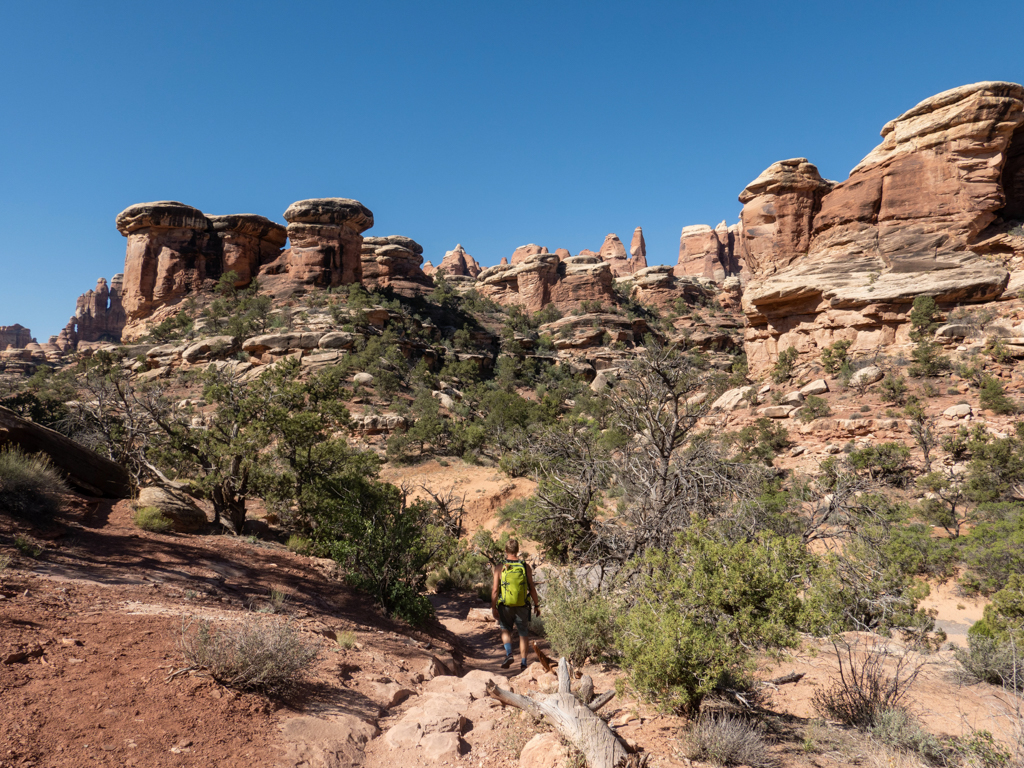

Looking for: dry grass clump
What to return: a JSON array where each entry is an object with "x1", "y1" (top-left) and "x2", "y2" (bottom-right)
[
  {"x1": 0, "y1": 447, "x2": 68, "y2": 521},
  {"x1": 180, "y1": 616, "x2": 318, "y2": 696},
  {"x1": 682, "y1": 713, "x2": 780, "y2": 768},
  {"x1": 132, "y1": 505, "x2": 173, "y2": 532}
]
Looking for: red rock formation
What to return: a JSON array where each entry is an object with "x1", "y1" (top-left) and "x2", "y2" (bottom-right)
[
  {"x1": 261, "y1": 198, "x2": 373, "y2": 293},
  {"x1": 616, "y1": 266, "x2": 711, "y2": 311},
  {"x1": 476, "y1": 250, "x2": 617, "y2": 313},
  {"x1": 0, "y1": 324, "x2": 33, "y2": 349},
  {"x1": 60, "y1": 276, "x2": 127, "y2": 347},
  {"x1": 629, "y1": 227, "x2": 648, "y2": 271},
  {"x1": 738, "y1": 159, "x2": 834, "y2": 275},
  {"x1": 118, "y1": 202, "x2": 290, "y2": 339},
  {"x1": 740, "y1": 81, "x2": 1024, "y2": 372},
  {"x1": 510, "y1": 244, "x2": 548, "y2": 265},
  {"x1": 554, "y1": 248, "x2": 571, "y2": 260},
  {"x1": 675, "y1": 221, "x2": 742, "y2": 281},
  {"x1": 599, "y1": 232, "x2": 647, "y2": 277},
  {"x1": 361, "y1": 236, "x2": 434, "y2": 297},
  {"x1": 207, "y1": 214, "x2": 287, "y2": 287},
  {"x1": 434, "y1": 244, "x2": 482, "y2": 277}
]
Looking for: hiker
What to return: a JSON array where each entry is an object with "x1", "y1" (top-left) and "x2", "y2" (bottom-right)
[{"x1": 491, "y1": 538, "x2": 541, "y2": 670}]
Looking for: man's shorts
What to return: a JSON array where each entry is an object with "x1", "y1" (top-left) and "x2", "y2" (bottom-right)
[{"x1": 497, "y1": 604, "x2": 531, "y2": 637}]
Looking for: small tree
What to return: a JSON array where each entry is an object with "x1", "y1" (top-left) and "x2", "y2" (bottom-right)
[
  {"x1": 771, "y1": 347, "x2": 799, "y2": 383},
  {"x1": 979, "y1": 376, "x2": 1018, "y2": 415},
  {"x1": 820, "y1": 340, "x2": 852, "y2": 375}
]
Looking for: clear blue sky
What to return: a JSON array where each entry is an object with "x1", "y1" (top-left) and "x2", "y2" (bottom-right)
[{"x1": 1, "y1": 0, "x2": 1021, "y2": 340}]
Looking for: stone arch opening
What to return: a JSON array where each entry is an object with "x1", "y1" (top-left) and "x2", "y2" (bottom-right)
[{"x1": 1001, "y1": 122, "x2": 1024, "y2": 221}]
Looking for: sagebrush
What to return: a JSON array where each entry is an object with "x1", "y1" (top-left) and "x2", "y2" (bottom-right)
[{"x1": 0, "y1": 446, "x2": 68, "y2": 521}]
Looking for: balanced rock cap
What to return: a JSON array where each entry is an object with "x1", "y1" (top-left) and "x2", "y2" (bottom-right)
[
  {"x1": 206, "y1": 214, "x2": 288, "y2": 247},
  {"x1": 738, "y1": 158, "x2": 833, "y2": 204},
  {"x1": 363, "y1": 235, "x2": 423, "y2": 255},
  {"x1": 283, "y1": 198, "x2": 374, "y2": 232},
  {"x1": 115, "y1": 201, "x2": 208, "y2": 235}
]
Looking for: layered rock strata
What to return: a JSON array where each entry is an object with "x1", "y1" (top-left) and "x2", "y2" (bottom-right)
[
  {"x1": 675, "y1": 221, "x2": 743, "y2": 281},
  {"x1": 616, "y1": 266, "x2": 712, "y2": 311},
  {"x1": 424, "y1": 244, "x2": 482, "y2": 278},
  {"x1": 260, "y1": 198, "x2": 372, "y2": 292},
  {"x1": 0, "y1": 324, "x2": 33, "y2": 349},
  {"x1": 117, "y1": 201, "x2": 288, "y2": 338},
  {"x1": 740, "y1": 81, "x2": 1024, "y2": 372},
  {"x1": 58, "y1": 276, "x2": 126, "y2": 348},
  {"x1": 477, "y1": 252, "x2": 616, "y2": 313},
  {"x1": 361, "y1": 236, "x2": 434, "y2": 297}
]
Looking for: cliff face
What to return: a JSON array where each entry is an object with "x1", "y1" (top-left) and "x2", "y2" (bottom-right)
[
  {"x1": 57, "y1": 276, "x2": 126, "y2": 349},
  {"x1": 0, "y1": 324, "x2": 33, "y2": 350},
  {"x1": 739, "y1": 81, "x2": 1024, "y2": 372}
]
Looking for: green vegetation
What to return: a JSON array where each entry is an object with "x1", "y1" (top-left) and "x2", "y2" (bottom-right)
[
  {"x1": 798, "y1": 395, "x2": 831, "y2": 422},
  {"x1": 0, "y1": 446, "x2": 67, "y2": 521},
  {"x1": 820, "y1": 339, "x2": 852, "y2": 375},
  {"x1": 771, "y1": 346, "x2": 799, "y2": 383},
  {"x1": 132, "y1": 505, "x2": 174, "y2": 532}
]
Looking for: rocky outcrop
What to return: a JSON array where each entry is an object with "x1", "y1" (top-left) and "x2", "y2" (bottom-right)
[
  {"x1": 361, "y1": 236, "x2": 433, "y2": 297},
  {"x1": 675, "y1": 221, "x2": 743, "y2": 281},
  {"x1": 0, "y1": 324, "x2": 33, "y2": 349},
  {"x1": 260, "y1": 198, "x2": 373, "y2": 293},
  {"x1": 510, "y1": 244, "x2": 548, "y2": 265},
  {"x1": 477, "y1": 252, "x2": 616, "y2": 313},
  {"x1": 740, "y1": 82, "x2": 1024, "y2": 372},
  {"x1": 430, "y1": 244, "x2": 482, "y2": 278},
  {"x1": 59, "y1": 275, "x2": 126, "y2": 348},
  {"x1": 615, "y1": 266, "x2": 712, "y2": 311},
  {"x1": 117, "y1": 202, "x2": 288, "y2": 339},
  {"x1": 599, "y1": 232, "x2": 647, "y2": 277}
]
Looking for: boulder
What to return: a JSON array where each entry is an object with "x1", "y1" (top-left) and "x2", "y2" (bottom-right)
[
  {"x1": 0, "y1": 406, "x2": 131, "y2": 498},
  {"x1": 782, "y1": 391, "x2": 805, "y2": 405},
  {"x1": 136, "y1": 486, "x2": 208, "y2": 532},
  {"x1": 710, "y1": 385, "x2": 755, "y2": 412},
  {"x1": 935, "y1": 324, "x2": 976, "y2": 338},
  {"x1": 241, "y1": 332, "x2": 324, "y2": 355},
  {"x1": 741, "y1": 82, "x2": 1024, "y2": 374},
  {"x1": 519, "y1": 733, "x2": 571, "y2": 768},
  {"x1": 353, "y1": 372, "x2": 374, "y2": 386},
  {"x1": 182, "y1": 336, "x2": 238, "y2": 364},
  {"x1": 279, "y1": 714, "x2": 379, "y2": 768},
  {"x1": 849, "y1": 365, "x2": 884, "y2": 387},
  {"x1": 762, "y1": 405, "x2": 795, "y2": 418},
  {"x1": 800, "y1": 379, "x2": 830, "y2": 396},
  {"x1": 944, "y1": 403, "x2": 973, "y2": 419}
]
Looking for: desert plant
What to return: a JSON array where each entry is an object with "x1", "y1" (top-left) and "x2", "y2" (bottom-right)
[
  {"x1": 821, "y1": 340, "x2": 852, "y2": 376},
  {"x1": 0, "y1": 447, "x2": 68, "y2": 521},
  {"x1": 14, "y1": 535, "x2": 42, "y2": 558},
  {"x1": 285, "y1": 535, "x2": 312, "y2": 555},
  {"x1": 683, "y1": 714, "x2": 780, "y2": 768},
  {"x1": 0, "y1": 553, "x2": 11, "y2": 578},
  {"x1": 771, "y1": 347, "x2": 799, "y2": 383},
  {"x1": 979, "y1": 376, "x2": 1018, "y2": 415},
  {"x1": 132, "y1": 506, "x2": 174, "y2": 533},
  {"x1": 868, "y1": 708, "x2": 943, "y2": 763},
  {"x1": 336, "y1": 631, "x2": 356, "y2": 650},
  {"x1": 799, "y1": 395, "x2": 832, "y2": 422},
  {"x1": 848, "y1": 443, "x2": 912, "y2": 486},
  {"x1": 543, "y1": 572, "x2": 616, "y2": 666},
  {"x1": 880, "y1": 374, "x2": 909, "y2": 405},
  {"x1": 812, "y1": 639, "x2": 926, "y2": 729},
  {"x1": 180, "y1": 616, "x2": 318, "y2": 696}
]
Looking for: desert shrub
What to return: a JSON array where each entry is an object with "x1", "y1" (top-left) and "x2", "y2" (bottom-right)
[
  {"x1": 956, "y1": 513, "x2": 1024, "y2": 595},
  {"x1": 726, "y1": 418, "x2": 792, "y2": 465},
  {"x1": 958, "y1": 574, "x2": 1024, "y2": 687},
  {"x1": 683, "y1": 714, "x2": 780, "y2": 768},
  {"x1": 942, "y1": 427, "x2": 971, "y2": 461},
  {"x1": 979, "y1": 376, "x2": 1018, "y2": 415},
  {"x1": 944, "y1": 730, "x2": 1013, "y2": 768},
  {"x1": 132, "y1": 506, "x2": 173, "y2": 533},
  {"x1": 285, "y1": 535, "x2": 312, "y2": 555},
  {"x1": 543, "y1": 572, "x2": 616, "y2": 667},
  {"x1": 0, "y1": 553, "x2": 10, "y2": 578},
  {"x1": 908, "y1": 339, "x2": 950, "y2": 377},
  {"x1": 0, "y1": 447, "x2": 68, "y2": 521},
  {"x1": 820, "y1": 340, "x2": 852, "y2": 376},
  {"x1": 771, "y1": 347, "x2": 799, "y2": 383},
  {"x1": 799, "y1": 395, "x2": 831, "y2": 422},
  {"x1": 880, "y1": 374, "x2": 909, "y2": 405},
  {"x1": 812, "y1": 640, "x2": 924, "y2": 729},
  {"x1": 868, "y1": 708, "x2": 943, "y2": 763},
  {"x1": 954, "y1": 634, "x2": 1024, "y2": 687},
  {"x1": 909, "y1": 295, "x2": 941, "y2": 338},
  {"x1": 847, "y1": 443, "x2": 912, "y2": 485},
  {"x1": 425, "y1": 539, "x2": 490, "y2": 594},
  {"x1": 616, "y1": 526, "x2": 806, "y2": 712},
  {"x1": 180, "y1": 616, "x2": 318, "y2": 696},
  {"x1": 984, "y1": 336, "x2": 1014, "y2": 364}
]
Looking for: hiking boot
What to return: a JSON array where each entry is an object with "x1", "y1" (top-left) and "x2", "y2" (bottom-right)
[
  {"x1": 520, "y1": 659, "x2": 528, "y2": 670},
  {"x1": 501, "y1": 653, "x2": 514, "y2": 669}
]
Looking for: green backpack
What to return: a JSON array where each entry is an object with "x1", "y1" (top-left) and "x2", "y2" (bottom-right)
[{"x1": 500, "y1": 560, "x2": 528, "y2": 607}]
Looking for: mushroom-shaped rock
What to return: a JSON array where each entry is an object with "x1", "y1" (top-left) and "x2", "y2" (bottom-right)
[
  {"x1": 115, "y1": 201, "x2": 208, "y2": 235},
  {"x1": 361, "y1": 236, "x2": 433, "y2": 297},
  {"x1": 262, "y1": 198, "x2": 375, "y2": 291}
]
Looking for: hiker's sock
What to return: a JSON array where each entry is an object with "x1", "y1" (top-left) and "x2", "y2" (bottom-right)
[
  {"x1": 520, "y1": 658, "x2": 527, "y2": 669},
  {"x1": 503, "y1": 642, "x2": 512, "y2": 656}
]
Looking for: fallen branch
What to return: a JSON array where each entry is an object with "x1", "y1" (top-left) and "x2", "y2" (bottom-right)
[
  {"x1": 588, "y1": 690, "x2": 615, "y2": 712},
  {"x1": 762, "y1": 672, "x2": 804, "y2": 686},
  {"x1": 488, "y1": 656, "x2": 641, "y2": 768}
]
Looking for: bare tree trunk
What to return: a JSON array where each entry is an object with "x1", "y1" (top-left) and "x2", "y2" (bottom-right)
[{"x1": 486, "y1": 657, "x2": 644, "y2": 768}]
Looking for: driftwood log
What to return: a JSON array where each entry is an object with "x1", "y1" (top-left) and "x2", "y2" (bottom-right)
[
  {"x1": 0, "y1": 405, "x2": 131, "y2": 497},
  {"x1": 486, "y1": 657, "x2": 645, "y2": 768}
]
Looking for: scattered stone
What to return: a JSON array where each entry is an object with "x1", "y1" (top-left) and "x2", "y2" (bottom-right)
[
  {"x1": 800, "y1": 379, "x2": 829, "y2": 396},
  {"x1": 849, "y1": 366, "x2": 884, "y2": 387},
  {"x1": 353, "y1": 372, "x2": 374, "y2": 386},
  {"x1": 519, "y1": 732, "x2": 570, "y2": 768},
  {"x1": 943, "y1": 403, "x2": 973, "y2": 419},
  {"x1": 136, "y1": 486, "x2": 208, "y2": 533}
]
